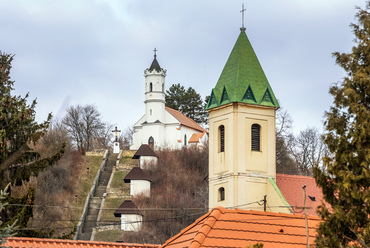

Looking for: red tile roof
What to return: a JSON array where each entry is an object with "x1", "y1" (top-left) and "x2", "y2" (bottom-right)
[
  {"x1": 165, "y1": 107, "x2": 207, "y2": 133},
  {"x1": 276, "y1": 174, "x2": 325, "y2": 216},
  {"x1": 161, "y1": 207, "x2": 321, "y2": 248},
  {"x1": 188, "y1": 132, "x2": 206, "y2": 143},
  {"x1": 5, "y1": 237, "x2": 159, "y2": 248},
  {"x1": 124, "y1": 167, "x2": 151, "y2": 183}
]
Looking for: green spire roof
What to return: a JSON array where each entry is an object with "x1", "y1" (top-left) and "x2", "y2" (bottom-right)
[{"x1": 206, "y1": 29, "x2": 279, "y2": 110}]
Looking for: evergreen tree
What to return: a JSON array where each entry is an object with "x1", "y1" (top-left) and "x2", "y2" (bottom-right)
[
  {"x1": 0, "y1": 52, "x2": 64, "y2": 237},
  {"x1": 165, "y1": 83, "x2": 208, "y2": 125},
  {"x1": 314, "y1": 3, "x2": 370, "y2": 247}
]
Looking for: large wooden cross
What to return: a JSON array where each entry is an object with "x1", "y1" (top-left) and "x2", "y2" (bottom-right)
[
  {"x1": 240, "y1": 3, "x2": 246, "y2": 29},
  {"x1": 112, "y1": 126, "x2": 121, "y2": 142}
]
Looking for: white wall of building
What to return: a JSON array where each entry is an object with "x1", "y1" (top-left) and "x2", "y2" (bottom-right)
[
  {"x1": 120, "y1": 214, "x2": 143, "y2": 231},
  {"x1": 130, "y1": 180, "x2": 151, "y2": 197}
]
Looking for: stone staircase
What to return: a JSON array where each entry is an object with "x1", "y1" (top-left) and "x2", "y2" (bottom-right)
[{"x1": 79, "y1": 152, "x2": 117, "y2": 240}]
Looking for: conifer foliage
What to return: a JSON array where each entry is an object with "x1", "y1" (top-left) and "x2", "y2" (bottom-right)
[
  {"x1": 165, "y1": 83, "x2": 208, "y2": 125},
  {"x1": 0, "y1": 52, "x2": 64, "y2": 237},
  {"x1": 314, "y1": 3, "x2": 370, "y2": 247}
]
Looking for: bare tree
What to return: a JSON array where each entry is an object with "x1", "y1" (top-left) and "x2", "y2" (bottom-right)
[
  {"x1": 275, "y1": 107, "x2": 299, "y2": 174},
  {"x1": 62, "y1": 104, "x2": 105, "y2": 152},
  {"x1": 119, "y1": 125, "x2": 134, "y2": 150},
  {"x1": 276, "y1": 108, "x2": 293, "y2": 138},
  {"x1": 94, "y1": 122, "x2": 115, "y2": 149},
  {"x1": 62, "y1": 105, "x2": 84, "y2": 151},
  {"x1": 289, "y1": 127, "x2": 326, "y2": 176}
]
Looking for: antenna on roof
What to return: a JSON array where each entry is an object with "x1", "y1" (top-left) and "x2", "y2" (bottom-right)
[
  {"x1": 240, "y1": 3, "x2": 246, "y2": 32},
  {"x1": 302, "y1": 185, "x2": 310, "y2": 248}
]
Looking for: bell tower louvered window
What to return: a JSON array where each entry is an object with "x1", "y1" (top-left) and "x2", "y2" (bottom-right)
[
  {"x1": 251, "y1": 124, "x2": 261, "y2": 151},
  {"x1": 219, "y1": 125, "x2": 225, "y2": 152}
]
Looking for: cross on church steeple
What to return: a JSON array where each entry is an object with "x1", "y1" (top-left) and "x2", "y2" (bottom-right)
[
  {"x1": 153, "y1": 47, "x2": 157, "y2": 58},
  {"x1": 240, "y1": 3, "x2": 246, "y2": 31}
]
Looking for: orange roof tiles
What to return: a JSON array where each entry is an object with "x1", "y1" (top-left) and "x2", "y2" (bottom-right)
[
  {"x1": 188, "y1": 132, "x2": 206, "y2": 143},
  {"x1": 5, "y1": 237, "x2": 160, "y2": 248},
  {"x1": 276, "y1": 174, "x2": 325, "y2": 216},
  {"x1": 161, "y1": 207, "x2": 321, "y2": 248},
  {"x1": 165, "y1": 107, "x2": 207, "y2": 133}
]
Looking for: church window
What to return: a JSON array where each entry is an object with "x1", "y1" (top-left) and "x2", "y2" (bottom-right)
[
  {"x1": 148, "y1": 136, "x2": 154, "y2": 150},
  {"x1": 251, "y1": 124, "x2": 261, "y2": 151},
  {"x1": 218, "y1": 187, "x2": 225, "y2": 201},
  {"x1": 150, "y1": 82, "x2": 153, "y2": 92},
  {"x1": 184, "y1": 134, "x2": 187, "y2": 146},
  {"x1": 162, "y1": 83, "x2": 164, "y2": 93},
  {"x1": 219, "y1": 125, "x2": 225, "y2": 152},
  {"x1": 150, "y1": 109, "x2": 152, "y2": 115}
]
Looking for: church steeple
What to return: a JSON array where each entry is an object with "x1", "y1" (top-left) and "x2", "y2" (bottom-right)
[
  {"x1": 207, "y1": 25, "x2": 289, "y2": 213},
  {"x1": 144, "y1": 49, "x2": 166, "y2": 123},
  {"x1": 148, "y1": 48, "x2": 162, "y2": 72},
  {"x1": 206, "y1": 25, "x2": 279, "y2": 110}
]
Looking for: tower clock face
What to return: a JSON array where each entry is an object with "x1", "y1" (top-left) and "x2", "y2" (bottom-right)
[{"x1": 149, "y1": 94, "x2": 153, "y2": 98}]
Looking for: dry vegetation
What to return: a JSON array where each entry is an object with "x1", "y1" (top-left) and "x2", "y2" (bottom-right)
[
  {"x1": 10, "y1": 123, "x2": 105, "y2": 238},
  {"x1": 122, "y1": 146, "x2": 208, "y2": 244}
]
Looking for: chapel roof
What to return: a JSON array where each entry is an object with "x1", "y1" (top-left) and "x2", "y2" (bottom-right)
[
  {"x1": 161, "y1": 207, "x2": 321, "y2": 248},
  {"x1": 4, "y1": 237, "x2": 159, "y2": 248},
  {"x1": 124, "y1": 166, "x2": 151, "y2": 183},
  {"x1": 114, "y1": 200, "x2": 142, "y2": 217},
  {"x1": 206, "y1": 28, "x2": 279, "y2": 110},
  {"x1": 165, "y1": 107, "x2": 207, "y2": 133},
  {"x1": 276, "y1": 173, "x2": 325, "y2": 216},
  {"x1": 132, "y1": 144, "x2": 158, "y2": 159},
  {"x1": 148, "y1": 55, "x2": 162, "y2": 72}
]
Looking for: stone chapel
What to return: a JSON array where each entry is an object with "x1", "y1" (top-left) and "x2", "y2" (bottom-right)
[{"x1": 130, "y1": 52, "x2": 207, "y2": 150}]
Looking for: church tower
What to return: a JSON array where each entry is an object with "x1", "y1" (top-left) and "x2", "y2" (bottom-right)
[
  {"x1": 206, "y1": 25, "x2": 291, "y2": 213},
  {"x1": 144, "y1": 49, "x2": 167, "y2": 124}
]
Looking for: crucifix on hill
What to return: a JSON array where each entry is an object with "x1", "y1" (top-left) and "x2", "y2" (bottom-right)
[
  {"x1": 112, "y1": 126, "x2": 121, "y2": 142},
  {"x1": 112, "y1": 126, "x2": 121, "y2": 153}
]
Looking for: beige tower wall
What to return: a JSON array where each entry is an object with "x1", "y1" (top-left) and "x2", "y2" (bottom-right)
[{"x1": 209, "y1": 102, "x2": 285, "y2": 211}]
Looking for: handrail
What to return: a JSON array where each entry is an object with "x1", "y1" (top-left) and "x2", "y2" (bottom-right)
[{"x1": 74, "y1": 149, "x2": 109, "y2": 240}]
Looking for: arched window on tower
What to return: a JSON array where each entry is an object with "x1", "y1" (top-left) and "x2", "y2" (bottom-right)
[
  {"x1": 148, "y1": 136, "x2": 154, "y2": 150},
  {"x1": 162, "y1": 83, "x2": 164, "y2": 93},
  {"x1": 251, "y1": 124, "x2": 261, "y2": 151},
  {"x1": 219, "y1": 125, "x2": 225, "y2": 152},
  {"x1": 150, "y1": 82, "x2": 153, "y2": 92},
  {"x1": 218, "y1": 187, "x2": 225, "y2": 201},
  {"x1": 184, "y1": 134, "x2": 187, "y2": 146}
]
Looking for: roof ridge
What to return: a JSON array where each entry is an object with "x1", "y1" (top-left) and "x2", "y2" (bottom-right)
[
  {"x1": 276, "y1": 173, "x2": 316, "y2": 179},
  {"x1": 165, "y1": 107, "x2": 207, "y2": 133},
  {"x1": 6, "y1": 237, "x2": 160, "y2": 247},
  {"x1": 189, "y1": 207, "x2": 223, "y2": 248},
  {"x1": 161, "y1": 209, "x2": 214, "y2": 247},
  {"x1": 230, "y1": 208, "x2": 321, "y2": 220}
]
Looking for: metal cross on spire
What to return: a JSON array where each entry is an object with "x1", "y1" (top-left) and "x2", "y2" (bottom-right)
[
  {"x1": 153, "y1": 47, "x2": 157, "y2": 58},
  {"x1": 240, "y1": 3, "x2": 246, "y2": 31}
]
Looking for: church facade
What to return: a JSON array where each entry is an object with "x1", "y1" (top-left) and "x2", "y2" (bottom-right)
[{"x1": 130, "y1": 53, "x2": 207, "y2": 150}]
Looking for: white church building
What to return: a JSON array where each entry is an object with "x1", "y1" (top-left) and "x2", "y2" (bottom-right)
[{"x1": 130, "y1": 52, "x2": 207, "y2": 150}]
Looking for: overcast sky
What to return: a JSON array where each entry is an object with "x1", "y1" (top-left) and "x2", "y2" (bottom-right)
[{"x1": 0, "y1": 0, "x2": 367, "y2": 136}]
